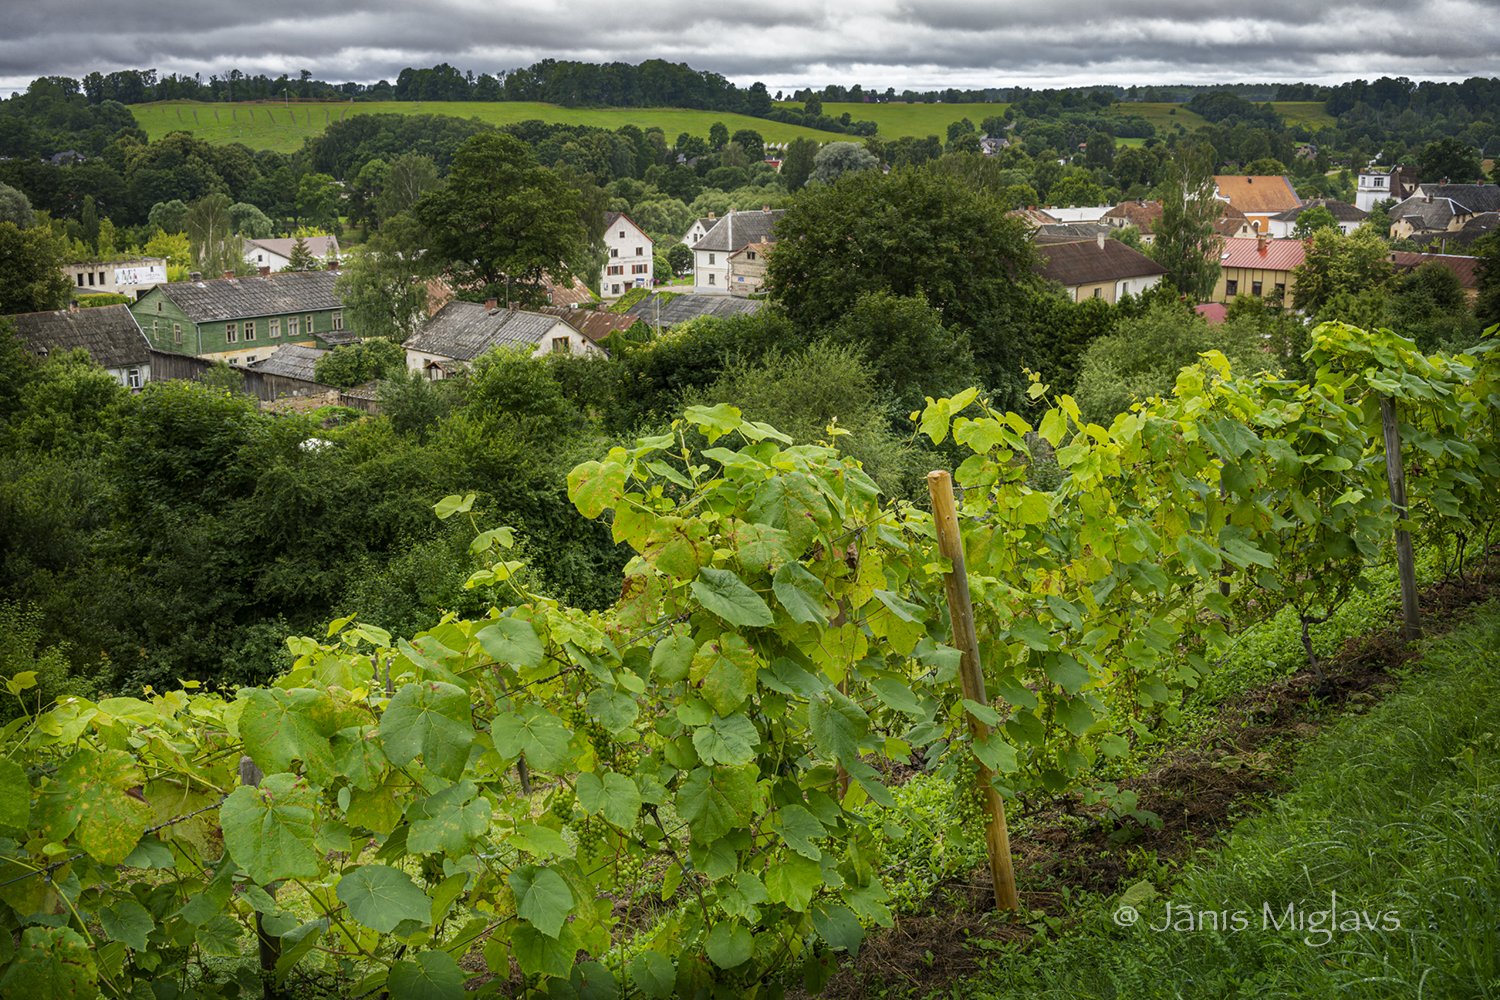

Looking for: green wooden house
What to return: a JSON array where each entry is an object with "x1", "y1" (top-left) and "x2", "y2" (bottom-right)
[{"x1": 129, "y1": 270, "x2": 354, "y2": 365}]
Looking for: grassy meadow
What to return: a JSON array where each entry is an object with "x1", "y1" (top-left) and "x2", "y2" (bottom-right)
[{"x1": 131, "y1": 100, "x2": 834, "y2": 153}]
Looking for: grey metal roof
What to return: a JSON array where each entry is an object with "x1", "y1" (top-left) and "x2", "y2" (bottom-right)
[
  {"x1": 623, "y1": 292, "x2": 764, "y2": 328},
  {"x1": 155, "y1": 270, "x2": 343, "y2": 324},
  {"x1": 7, "y1": 304, "x2": 149, "y2": 369},
  {"x1": 403, "y1": 301, "x2": 570, "y2": 361},
  {"x1": 1269, "y1": 198, "x2": 1368, "y2": 223},
  {"x1": 247, "y1": 344, "x2": 328, "y2": 382},
  {"x1": 693, "y1": 209, "x2": 785, "y2": 253}
]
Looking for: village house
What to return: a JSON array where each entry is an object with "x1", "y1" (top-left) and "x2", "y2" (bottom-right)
[
  {"x1": 129, "y1": 269, "x2": 346, "y2": 365},
  {"x1": 682, "y1": 214, "x2": 717, "y2": 246},
  {"x1": 1099, "y1": 201, "x2": 1255, "y2": 243},
  {"x1": 1213, "y1": 175, "x2": 1302, "y2": 233},
  {"x1": 726, "y1": 240, "x2": 772, "y2": 296},
  {"x1": 62, "y1": 257, "x2": 169, "y2": 301},
  {"x1": 1266, "y1": 198, "x2": 1368, "y2": 238},
  {"x1": 1388, "y1": 184, "x2": 1500, "y2": 241},
  {"x1": 1408, "y1": 213, "x2": 1498, "y2": 252},
  {"x1": 402, "y1": 299, "x2": 602, "y2": 378},
  {"x1": 600, "y1": 212, "x2": 653, "y2": 299},
  {"x1": 537, "y1": 305, "x2": 641, "y2": 343},
  {"x1": 7, "y1": 303, "x2": 151, "y2": 388},
  {"x1": 1355, "y1": 165, "x2": 1419, "y2": 212},
  {"x1": 1211, "y1": 234, "x2": 1306, "y2": 304},
  {"x1": 242, "y1": 235, "x2": 341, "y2": 272},
  {"x1": 692, "y1": 208, "x2": 784, "y2": 294},
  {"x1": 1034, "y1": 234, "x2": 1168, "y2": 304},
  {"x1": 1389, "y1": 251, "x2": 1482, "y2": 302},
  {"x1": 623, "y1": 291, "x2": 764, "y2": 330}
]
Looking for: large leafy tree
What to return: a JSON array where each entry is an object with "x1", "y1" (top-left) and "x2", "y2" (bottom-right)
[
  {"x1": 781, "y1": 138, "x2": 818, "y2": 192},
  {"x1": 335, "y1": 217, "x2": 430, "y2": 343},
  {"x1": 1416, "y1": 137, "x2": 1483, "y2": 183},
  {"x1": 0, "y1": 222, "x2": 72, "y2": 313},
  {"x1": 0, "y1": 182, "x2": 34, "y2": 227},
  {"x1": 1292, "y1": 227, "x2": 1393, "y2": 313},
  {"x1": 184, "y1": 192, "x2": 242, "y2": 276},
  {"x1": 1150, "y1": 143, "x2": 1223, "y2": 300},
  {"x1": 376, "y1": 153, "x2": 440, "y2": 224},
  {"x1": 313, "y1": 338, "x2": 407, "y2": 388},
  {"x1": 1474, "y1": 232, "x2": 1500, "y2": 330},
  {"x1": 415, "y1": 133, "x2": 592, "y2": 303}
]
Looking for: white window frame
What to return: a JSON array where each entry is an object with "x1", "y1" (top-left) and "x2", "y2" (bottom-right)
[{"x1": 269, "y1": 318, "x2": 281, "y2": 339}]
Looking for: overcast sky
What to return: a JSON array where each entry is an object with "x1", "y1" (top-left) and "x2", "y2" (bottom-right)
[{"x1": 2, "y1": 0, "x2": 1496, "y2": 96}]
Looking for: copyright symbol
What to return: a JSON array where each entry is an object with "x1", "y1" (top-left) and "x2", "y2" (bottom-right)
[{"x1": 1113, "y1": 905, "x2": 1139, "y2": 927}]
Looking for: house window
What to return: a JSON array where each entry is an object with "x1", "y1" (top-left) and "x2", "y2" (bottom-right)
[
  {"x1": 173, "y1": 323, "x2": 182, "y2": 344},
  {"x1": 618, "y1": 230, "x2": 625, "y2": 239},
  {"x1": 287, "y1": 317, "x2": 300, "y2": 338},
  {"x1": 225, "y1": 322, "x2": 238, "y2": 343},
  {"x1": 708, "y1": 273, "x2": 716, "y2": 285},
  {"x1": 76, "y1": 273, "x2": 85, "y2": 287},
  {"x1": 636, "y1": 246, "x2": 643, "y2": 256},
  {"x1": 228, "y1": 357, "x2": 239, "y2": 365},
  {"x1": 270, "y1": 318, "x2": 281, "y2": 339},
  {"x1": 246, "y1": 355, "x2": 257, "y2": 364},
  {"x1": 1274, "y1": 282, "x2": 1286, "y2": 298},
  {"x1": 305, "y1": 314, "x2": 314, "y2": 333},
  {"x1": 332, "y1": 312, "x2": 344, "y2": 331},
  {"x1": 607, "y1": 265, "x2": 623, "y2": 276},
  {"x1": 87, "y1": 272, "x2": 95, "y2": 286},
  {"x1": 747, "y1": 250, "x2": 757, "y2": 260},
  {"x1": 611, "y1": 283, "x2": 621, "y2": 295},
  {"x1": 708, "y1": 253, "x2": 716, "y2": 265},
  {"x1": 127, "y1": 368, "x2": 142, "y2": 389},
  {"x1": 610, "y1": 248, "x2": 619, "y2": 258},
  {"x1": 551, "y1": 337, "x2": 568, "y2": 354},
  {"x1": 632, "y1": 264, "x2": 648, "y2": 274},
  {"x1": 156, "y1": 301, "x2": 162, "y2": 312},
  {"x1": 1225, "y1": 278, "x2": 1239, "y2": 296},
  {"x1": 243, "y1": 321, "x2": 255, "y2": 341},
  {"x1": 1251, "y1": 280, "x2": 1263, "y2": 296}
]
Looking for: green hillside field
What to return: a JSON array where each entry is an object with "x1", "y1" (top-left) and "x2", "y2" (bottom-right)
[{"x1": 130, "y1": 100, "x2": 835, "y2": 153}]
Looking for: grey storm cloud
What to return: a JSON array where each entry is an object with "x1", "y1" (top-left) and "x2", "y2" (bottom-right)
[{"x1": 0, "y1": 0, "x2": 1495, "y2": 92}]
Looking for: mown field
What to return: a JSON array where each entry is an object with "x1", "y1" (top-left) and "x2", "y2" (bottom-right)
[
  {"x1": 130, "y1": 100, "x2": 834, "y2": 153},
  {"x1": 132, "y1": 97, "x2": 1338, "y2": 154}
]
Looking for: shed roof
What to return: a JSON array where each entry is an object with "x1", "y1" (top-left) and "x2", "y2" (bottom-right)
[
  {"x1": 247, "y1": 344, "x2": 328, "y2": 382},
  {"x1": 1035, "y1": 238, "x2": 1168, "y2": 287},
  {"x1": 623, "y1": 292, "x2": 764, "y2": 328},
  {"x1": 1218, "y1": 236, "x2": 1307, "y2": 271},
  {"x1": 8, "y1": 304, "x2": 149, "y2": 369},
  {"x1": 403, "y1": 301, "x2": 569, "y2": 361},
  {"x1": 1214, "y1": 175, "x2": 1302, "y2": 216},
  {"x1": 153, "y1": 270, "x2": 343, "y2": 323}
]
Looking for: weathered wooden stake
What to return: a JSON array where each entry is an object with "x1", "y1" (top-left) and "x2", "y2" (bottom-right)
[
  {"x1": 239, "y1": 757, "x2": 283, "y2": 1000},
  {"x1": 1380, "y1": 397, "x2": 1422, "y2": 641},
  {"x1": 927, "y1": 470, "x2": 1021, "y2": 912}
]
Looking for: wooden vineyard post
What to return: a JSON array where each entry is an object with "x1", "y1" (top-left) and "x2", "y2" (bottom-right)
[
  {"x1": 239, "y1": 757, "x2": 284, "y2": 1000},
  {"x1": 927, "y1": 470, "x2": 1022, "y2": 912},
  {"x1": 1380, "y1": 397, "x2": 1422, "y2": 640}
]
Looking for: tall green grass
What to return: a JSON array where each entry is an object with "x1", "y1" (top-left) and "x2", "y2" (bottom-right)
[{"x1": 956, "y1": 600, "x2": 1500, "y2": 999}]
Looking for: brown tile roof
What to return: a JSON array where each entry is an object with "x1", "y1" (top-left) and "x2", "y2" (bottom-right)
[
  {"x1": 536, "y1": 306, "x2": 640, "y2": 343},
  {"x1": 1214, "y1": 175, "x2": 1302, "y2": 216},
  {"x1": 1035, "y1": 238, "x2": 1168, "y2": 287},
  {"x1": 1218, "y1": 236, "x2": 1306, "y2": 272},
  {"x1": 1102, "y1": 200, "x2": 1163, "y2": 233},
  {"x1": 1389, "y1": 251, "x2": 1480, "y2": 290},
  {"x1": 541, "y1": 274, "x2": 595, "y2": 308},
  {"x1": 1214, "y1": 204, "x2": 1256, "y2": 237}
]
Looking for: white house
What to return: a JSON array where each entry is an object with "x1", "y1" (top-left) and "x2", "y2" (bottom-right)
[
  {"x1": 1266, "y1": 199, "x2": 1368, "y2": 238},
  {"x1": 1355, "y1": 166, "x2": 1419, "y2": 212},
  {"x1": 681, "y1": 214, "x2": 717, "y2": 247},
  {"x1": 601, "y1": 212, "x2": 653, "y2": 299},
  {"x1": 243, "y1": 235, "x2": 341, "y2": 272},
  {"x1": 62, "y1": 257, "x2": 168, "y2": 301},
  {"x1": 692, "y1": 208, "x2": 784, "y2": 295},
  {"x1": 402, "y1": 300, "x2": 602, "y2": 379}
]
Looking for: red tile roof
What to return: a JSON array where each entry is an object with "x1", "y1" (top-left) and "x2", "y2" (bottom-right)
[
  {"x1": 1219, "y1": 236, "x2": 1306, "y2": 272},
  {"x1": 1194, "y1": 303, "x2": 1229, "y2": 325},
  {"x1": 1389, "y1": 251, "x2": 1481, "y2": 290}
]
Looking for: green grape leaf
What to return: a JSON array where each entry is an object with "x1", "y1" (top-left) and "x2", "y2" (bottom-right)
[
  {"x1": 812, "y1": 903, "x2": 865, "y2": 954},
  {"x1": 491, "y1": 706, "x2": 573, "y2": 772},
  {"x1": 99, "y1": 897, "x2": 153, "y2": 951},
  {"x1": 509, "y1": 865, "x2": 574, "y2": 938},
  {"x1": 747, "y1": 473, "x2": 829, "y2": 551},
  {"x1": 691, "y1": 713, "x2": 760, "y2": 766},
  {"x1": 388, "y1": 950, "x2": 465, "y2": 1000},
  {"x1": 731, "y1": 521, "x2": 796, "y2": 574},
  {"x1": 337, "y1": 864, "x2": 433, "y2": 933},
  {"x1": 1043, "y1": 653, "x2": 1090, "y2": 695},
  {"x1": 650, "y1": 633, "x2": 696, "y2": 683},
  {"x1": 407, "y1": 780, "x2": 492, "y2": 856},
  {"x1": 511, "y1": 922, "x2": 579, "y2": 978},
  {"x1": 575, "y1": 771, "x2": 642, "y2": 828},
  {"x1": 1176, "y1": 533, "x2": 1222, "y2": 579},
  {"x1": 765, "y1": 852, "x2": 821, "y2": 912},
  {"x1": 0, "y1": 758, "x2": 30, "y2": 830},
  {"x1": 331, "y1": 725, "x2": 388, "y2": 791},
  {"x1": 36, "y1": 748, "x2": 152, "y2": 865},
  {"x1": 568, "y1": 460, "x2": 627, "y2": 519},
  {"x1": 644, "y1": 516, "x2": 712, "y2": 580},
  {"x1": 240, "y1": 688, "x2": 339, "y2": 785},
  {"x1": 475, "y1": 618, "x2": 544, "y2": 669},
  {"x1": 676, "y1": 765, "x2": 757, "y2": 843},
  {"x1": 872, "y1": 589, "x2": 926, "y2": 623},
  {"x1": 1015, "y1": 490, "x2": 1052, "y2": 525},
  {"x1": 973, "y1": 733, "x2": 1019, "y2": 773},
  {"x1": 219, "y1": 773, "x2": 321, "y2": 885},
  {"x1": 692, "y1": 568, "x2": 774, "y2": 627},
  {"x1": 586, "y1": 686, "x2": 640, "y2": 735},
  {"x1": 628, "y1": 952, "x2": 677, "y2": 998},
  {"x1": 690, "y1": 635, "x2": 759, "y2": 716},
  {"x1": 196, "y1": 915, "x2": 245, "y2": 957},
  {"x1": 0, "y1": 926, "x2": 96, "y2": 998},
  {"x1": 775, "y1": 804, "x2": 825, "y2": 860},
  {"x1": 772, "y1": 562, "x2": 829, "y2": 625},
  {"x1": 378, "y1": 681, "x2": 474, "y2": 782},
  {"x1": 706, "y1": 921, "x2": 754, "y2": 969},
  {"x1": 809, "y1": 691, "x2": 867, "y2": 762}
]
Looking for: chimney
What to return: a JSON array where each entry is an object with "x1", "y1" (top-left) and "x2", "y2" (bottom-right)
[
  {"x1": 762, "y1": 204, "x2": 770, "y2": 213},
  {"x1": 1097, "y1": 232, "x2": 1106, "y2": 249},
  {"x1": 484, "y1": 298, "x2": 498, "y2": 311},
  {"x1": 67, "y1": 300, "x2": 80, "y2": 313},
  {"x1": 1256, "y1": 231, "x2": 1269, "y2": 253},
  {"x1": 258, "y1": 266, "x2": 270, "y2": 277},
  {"x1": 222, "y1": 269, "x2": 234, "y2": 280},
  {"x1": 508, "y1": 301, "x2": 517, "y2": 311},
  {"x1": 189, "y1": 271, "x2": 201, "y2": 282},
  {"x1": 326, "y1": 259, "x2": 339, "y2": 273},
  {"x1": 707, "y1": 211, "x2": 715, "y2": 220}
]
